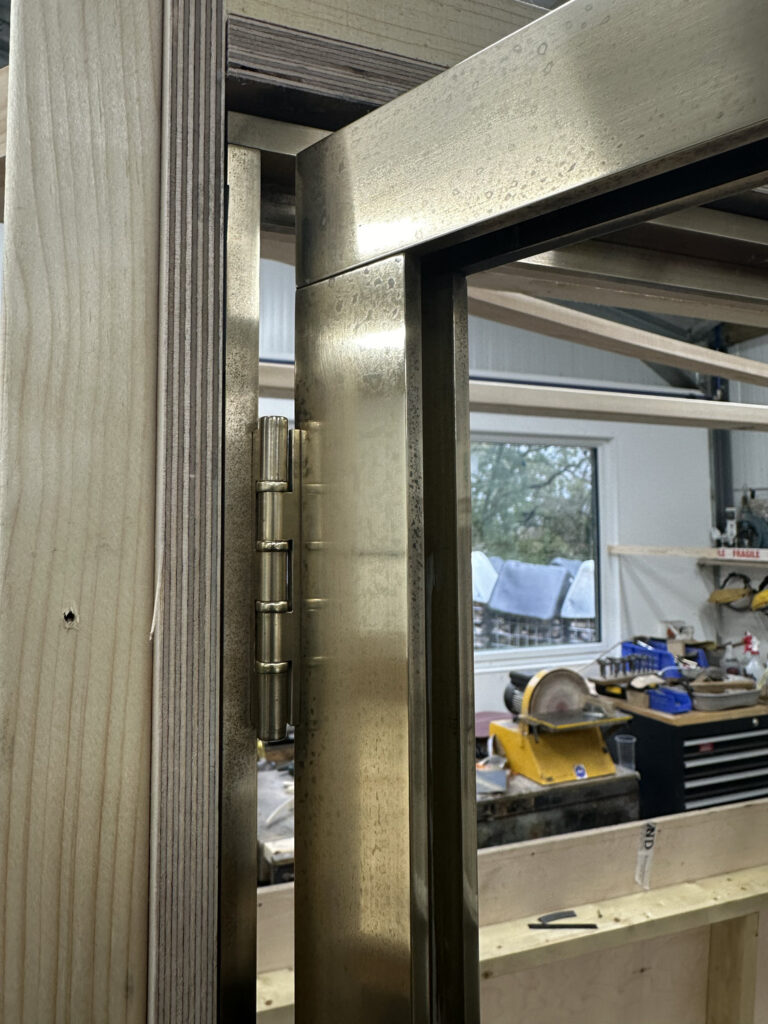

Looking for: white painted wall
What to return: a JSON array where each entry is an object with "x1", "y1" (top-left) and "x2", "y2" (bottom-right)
[{"x1": 261, "y1": 258, "x2": 295, "y2": 362}]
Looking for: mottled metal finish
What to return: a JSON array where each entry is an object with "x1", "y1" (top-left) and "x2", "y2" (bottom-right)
[
  {"x1": 297, "y1": 0, "x2": 768, "y2": 285},
  {"x1": 420, "y1": 271, "x2": 479, "y2": 1020},
  {"x1": 221, "y1": 143, "x2": 260, "y2": 1018},
  {"x1": 294, "y1": 255, "x2": 431, "y2": 1023},
  {"x1": 291, "y1": 2, "x2": 768, "y2": 1018}
]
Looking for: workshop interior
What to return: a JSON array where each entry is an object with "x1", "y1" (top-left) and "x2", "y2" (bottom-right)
[
  {"x1": 256, "y1": 287, "x2": 768, "y2": 878},
  {"x1": 3, "y1": 1, "x2": 768, "y2": 1023}
]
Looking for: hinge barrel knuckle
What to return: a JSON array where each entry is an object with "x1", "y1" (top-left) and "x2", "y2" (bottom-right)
[
  {"x1": 256, "y1": 550, "x2": 289, "y2": 606},
  {"x1": 258, "y1": 416, "x2": 289, "y2": 486},
  {"x1": 257, "y1": 492, "x2": 284, "y2": 543},
  {"x1": 253, "y1": 416, "x2": 302, "y2": 743}
]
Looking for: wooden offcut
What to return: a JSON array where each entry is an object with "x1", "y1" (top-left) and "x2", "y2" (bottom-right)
[{"x1": 0, "y1": 1, "x2": 161, "y2": 1021}]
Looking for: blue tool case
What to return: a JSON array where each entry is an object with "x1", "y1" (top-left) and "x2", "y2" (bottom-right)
[{"x1": 648, "y1": 686, "x2": 693, "y2": 714}]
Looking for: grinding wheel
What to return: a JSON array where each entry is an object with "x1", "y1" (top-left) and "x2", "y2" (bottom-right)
[{"x1": 523, "y1": 668, "x2": 589, "y2": 717}]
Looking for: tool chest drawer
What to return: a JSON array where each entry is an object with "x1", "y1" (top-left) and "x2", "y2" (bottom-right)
[{"x1": 622, "y1": 705, "x2": 768, "y2": 817}]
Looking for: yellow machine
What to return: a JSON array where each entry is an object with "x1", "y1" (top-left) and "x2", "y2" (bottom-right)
[{"x1": 490, "y1": 668, "x2": 631, "y2": 785}]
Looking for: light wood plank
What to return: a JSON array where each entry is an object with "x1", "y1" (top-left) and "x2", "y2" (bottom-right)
[
  {"x1": 258, "y1": 933, "x2": 713, "y2": 1024},
  {"x1": 255, "y1": 801, "x2": 768, "y2": 975},
  {"x1": 610, "y1": 542, "x2": 768, "y2": 568},
  {"x1": 226, "y1": 0, "x2": 544, "y2": 67},
  {"x1": 228, "y1": 113, "x2": 328, "y2": 155},
  {"x1": 754, "y1": 911, "x2": 768, "y2": 1023},
  {"x1": 609, "y1": 701, "x2": 768, "y2": 729},
  {"x1": 479, "y1": 866, "x2": 768, "y2": 975},
  {"x1": 481, "y1": 929, "x2": 710, "y2": 1024},
  {"x1": 258, "y1": 867, "x2": 768, "y2": 1021},
  {"x1": 473, "y1": 243, "x2": 768, "y2": 329},
  {"x1": 608, "y1": 544, "x2": 716, "y2": 558},
  {"x1": 256, "y1": 363, "x2": 768, "y2": 431},
  {"x1": 258, "y1": 969, "x2": 295, "y2": 1022},
  {"x1": 258, "y1": 883, "x2": 295, "y2": 974},
  {"x1": 0, "y1": 64, "x2": 8, "y2": 220},
  {"x1": 468, "y1": 379, "x2": 768, "y2": 430},
  {"x1": 478, "y1": 801, "x2": 768, "y2": 928},
  {"x1": 0, "y1": 1, "x2": 161, "y2": 1021},
  {"x1": 0, "y1": 65, "x2": 7, "y2": 157},
  {"x1": 706, "y1": 914, "x2": 759, "y2": 1024},
  {"x1": 467, "y1": 288, "x2": 768, "y2": 388}
]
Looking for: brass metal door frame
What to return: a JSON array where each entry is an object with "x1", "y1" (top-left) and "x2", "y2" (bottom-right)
[{"x1": 294, "y1": 1, "x2": 768, "y2": 1021}]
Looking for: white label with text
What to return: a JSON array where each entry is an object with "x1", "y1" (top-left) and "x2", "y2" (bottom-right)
[{"x1": 635, "y1": 821, "x2": 657, "y2": 890}]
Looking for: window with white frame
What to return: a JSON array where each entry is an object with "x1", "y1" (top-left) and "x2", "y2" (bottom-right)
[
  {"x1": 260, "y1": 387, "x2": 617, "y2": 669},
  {"x1": 471, "y1": 433, "x2": 602, "y2": 657}
]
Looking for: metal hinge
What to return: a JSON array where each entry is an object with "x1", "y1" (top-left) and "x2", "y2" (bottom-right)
[{"x1": 254, "y1": 415, "x2": 303, "y2": 742}]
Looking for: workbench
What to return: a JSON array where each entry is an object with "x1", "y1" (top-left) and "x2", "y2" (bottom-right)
[
  {"x1": 476, "y1": 767, "x2": 639, "y2": 847},
  {"x1": 617, "y1": 700, "x2": 768, "y2": 817},
  {"x1": 257, "y1": 753, "x2": 639, "y2": 881}
]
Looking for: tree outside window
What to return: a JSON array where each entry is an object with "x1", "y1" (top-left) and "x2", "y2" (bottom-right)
[{"x1": 471, "y1": 441, "x2": 599, "y2": 649}]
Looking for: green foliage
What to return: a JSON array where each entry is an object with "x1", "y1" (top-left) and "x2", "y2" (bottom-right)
[{"x1": 471, "y1": 442, "x2": 595, "y2": 564}]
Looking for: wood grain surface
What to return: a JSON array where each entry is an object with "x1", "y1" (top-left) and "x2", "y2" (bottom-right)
[
  {"x1": 482, "y1": 929, "x2": 711, "y2": 1024},
  {"x1": 226, "y1": 0, "x2": 543, "y2": 67},
  {"x1": 0, "y1": 65, "x2": 8, "y2": 219},
  {"x1": 148, "y1": 0, "x2": 226, "y2": 1020},
  {"x1": 0, "y1": 1, "x2": 161, "y2": 1021},
  {"x1": 256, "y1": 930, "x2": 712, "y2": 1024},
  {"x1": 478, "y1": 800, "x2": 768, "y2": 927},
  {"x1": 706, "y1": 914, "x2": 759, "y2": 1024},
  {"x1": 227, "y1": 16, "x2": 443, "y2": 127}
]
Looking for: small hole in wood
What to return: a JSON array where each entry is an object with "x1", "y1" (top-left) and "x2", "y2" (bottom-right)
[{"x1": 63, "y1": 609, "x2": 76, "y2": 625}]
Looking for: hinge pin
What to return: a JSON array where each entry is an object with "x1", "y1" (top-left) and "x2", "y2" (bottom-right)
[{"x1": 254, "y1": 416, "x2": 302, "y2": 741}]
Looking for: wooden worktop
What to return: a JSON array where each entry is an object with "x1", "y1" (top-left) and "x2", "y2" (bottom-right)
[{"x1": 620, "y1": 699, "x2": 768, "y2": 727}]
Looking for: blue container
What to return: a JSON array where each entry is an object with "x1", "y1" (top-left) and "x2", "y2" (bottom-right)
[
  {"x1": 649, "y1": 686, "x2": 693, "y2": 714},
  {"x1": 621, "y1": 640, "x2": 708, "y2": 680}
]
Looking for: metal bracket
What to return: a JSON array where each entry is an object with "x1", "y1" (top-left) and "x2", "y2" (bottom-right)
[{"x1": 254, "y1": 415, "x2": 303, "y2": 741}]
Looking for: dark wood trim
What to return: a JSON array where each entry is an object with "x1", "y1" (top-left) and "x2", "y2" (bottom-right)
[
  {"x1": 227, "y1": 15, "x2": 444, "y2": 130},
  {"x1": 150, "y1": 0, "x2": 226, "y2": 1019}
]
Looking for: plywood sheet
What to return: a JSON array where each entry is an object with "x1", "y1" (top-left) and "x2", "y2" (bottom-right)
[{"x1": 226, "y1": 0, "x2": 543, "y2": 67}]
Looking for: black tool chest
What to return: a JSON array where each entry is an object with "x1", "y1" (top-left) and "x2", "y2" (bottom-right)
[{"x1": 624, "y1": 705, "x2": 768, "y2": 817}]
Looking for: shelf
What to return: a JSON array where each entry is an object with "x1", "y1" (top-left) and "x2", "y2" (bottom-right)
[
  {"x1": 608, "y1": 544, "x2": 768, "y2": 567},
  {"x1": 257, "y1": 865, "x2": 768, "y2": 1017},
  {"x1": 478, "y1": 864, "x2": 768, "y2": 976}
]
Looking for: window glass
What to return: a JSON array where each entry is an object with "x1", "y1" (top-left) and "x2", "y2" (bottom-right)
[{"x1": 471, "y1": 440, "x2": 599, "y2": 650}]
